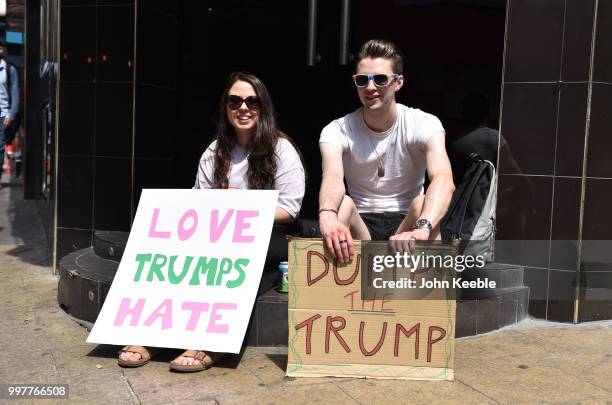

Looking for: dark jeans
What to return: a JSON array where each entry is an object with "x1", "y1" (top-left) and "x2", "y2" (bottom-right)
[
  {"x1": 257, "y1": 221, "x2": 299, "y2": 296},
  {"x1": 0, "y1": 118, "x2": 6, "y2": 182}
]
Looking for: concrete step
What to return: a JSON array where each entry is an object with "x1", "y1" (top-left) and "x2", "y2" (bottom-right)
[
  {"x1": 93, "y1": 231, "x2": 128, "y2": 262},
  {"x1": 57, "y1": 247, "x2": 117, "y2": 325},
  {"x1": 57, "y1": 247, "x2": 529, "y2": 342},
  {"x1": 456, "y1": 286, "x2": 529, "y2": 337},
  {"x1": 461, "y1": 262, "x2": 524, "y2": 289},
  {"x1": 246, "y1": 286, "x2": 530, "y2": 343}
]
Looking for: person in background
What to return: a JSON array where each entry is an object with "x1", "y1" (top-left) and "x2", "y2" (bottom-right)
[
  {"x1": 118, "y1": 71, "x2": 305, "y2": 372},
  {"x1": 0, "y1": 39, "x2": 19, "y2": 189},
  {"x1": 446, "y1": 91, "x2": 499, "y2": 184}
]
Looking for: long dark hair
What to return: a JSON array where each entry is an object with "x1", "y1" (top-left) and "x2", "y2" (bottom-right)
[{"x1": 212, "y1": 72, "x2": 287, "y2": 190}]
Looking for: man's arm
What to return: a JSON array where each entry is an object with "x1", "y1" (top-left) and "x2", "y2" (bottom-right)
[
  {"x1": 7, "y1": 65, "x2": 18, "y2": 120},
  {"x1": 319, "y1": 143, "x2": 354, "y2": 262},
  {"x1": 391, "y1": 132, "x2": 455, "y2": 242}
]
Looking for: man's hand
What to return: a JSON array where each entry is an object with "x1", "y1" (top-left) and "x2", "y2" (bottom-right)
[
  {"x1": 319, "y1": 211, "x2": 354, "y2": 263},
  {"x1": 389, "y1": 228, "x2": 430, "y2": 255},
  {"x1": 3, "y1": 116, "x2": 12, "y2": 127}
]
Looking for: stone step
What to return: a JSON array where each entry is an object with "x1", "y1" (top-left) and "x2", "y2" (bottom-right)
[
  {"x1": 456, "y1": 286, "x2": 529, "y2": 337},
  {"x1": 89, "y1": 223, "x2": 321, "y2": 263},
  {"x1": 57, "y1": 247, "x2": 529, "y2": 344},
  {"x1": 460, "y1": 262, "x2": 524, "y2": 289},
  {"x1": 57, "y1": 247, "x2": 117, "y2": 325},
  {"x1": 246, "y1": 286, "x2": 530, "y2": 344},
  {"x1": 93, "y1": 231, "x2": 129, "y2": 262},
  {"x1": 459, "y1": 285, "x2": 527, "y2": 300}
]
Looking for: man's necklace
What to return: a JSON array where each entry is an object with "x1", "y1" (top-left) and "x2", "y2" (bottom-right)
[{"x1": 367, "y1": 131, "x2": 395, "y2": 178}]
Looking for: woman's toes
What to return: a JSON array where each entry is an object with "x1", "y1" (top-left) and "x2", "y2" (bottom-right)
[
  {"x1": 171, "y1": 353, "x2": 203, "y2": 367},
  {"x1": 129, "y1": 352, "x2": 141, "y2": 361}
]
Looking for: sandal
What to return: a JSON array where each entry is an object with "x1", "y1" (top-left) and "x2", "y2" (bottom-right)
[
  {"x1": 169, "y1": 350, "x2": 224, "y2": 372},
  {"x1": 117, "y1": 345, "x2": 158, "y2": 368}
]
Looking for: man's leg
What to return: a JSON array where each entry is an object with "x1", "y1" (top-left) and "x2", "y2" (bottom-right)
[
  {"x1": 0, "y1": 124, "x2": 6, "y2": 188},
  {"x1": 394, "y1": 195, "x2": 442, "y2": 240},
  {"x1": 337, "y1": 195, "x2": 371, "y2": 240}
]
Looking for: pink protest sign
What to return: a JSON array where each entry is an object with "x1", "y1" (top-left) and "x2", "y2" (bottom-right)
[{"x1": 87, "y1": 189, "x2": 278, "y2": 353}]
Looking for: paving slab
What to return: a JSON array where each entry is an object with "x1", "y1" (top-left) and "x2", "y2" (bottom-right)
[{"x1": 1, "y1": 182, "x2": 612, "y2": 404}]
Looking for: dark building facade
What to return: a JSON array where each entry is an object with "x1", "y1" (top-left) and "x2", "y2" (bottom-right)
[
  {"x1": 496, "y1": 0, "x2": 611, "y2": 322},
  {"x1": 24, "y1": 0, "x2": 611, "y2": 323}
]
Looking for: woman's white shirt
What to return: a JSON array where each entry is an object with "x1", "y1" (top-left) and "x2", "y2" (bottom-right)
[{"x1": 194, "y1": 138, "x2": 305, "y2": 219}]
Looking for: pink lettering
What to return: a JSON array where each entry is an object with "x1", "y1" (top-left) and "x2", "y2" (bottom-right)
[
  {"x1": 210, "y1": 209, "x2": 234, "y2": 242},
  {"x1": 232, "y1": 210, "x2": 259, "y2": 243},
  {"x1": 148, "y1": 208, "x2": 171, "y2": 239},
  {"x1": 181, "y1": 302, "x2": 210, "y2": 331},
  {"x1": 143, "y1": 299, "x2": 173, "y2": 329},
  {"x1": 206, "y1": 302, "x2": 237, "y2": 333},
  {"x1": 177, "y1": 209, "x2": 198, "y2": 241},
  {"x1": 113, "y1": 298, "x2": 145, "y2": 326}
]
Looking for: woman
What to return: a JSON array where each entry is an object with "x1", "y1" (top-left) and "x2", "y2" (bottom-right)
[{"x1": 118, "y1": 72, "x2": 305, "y2": 372}]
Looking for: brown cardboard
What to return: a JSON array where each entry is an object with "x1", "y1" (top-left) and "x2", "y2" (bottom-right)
[{"x1": 287, "y1": 238, "x2": 456, "y2": 381}]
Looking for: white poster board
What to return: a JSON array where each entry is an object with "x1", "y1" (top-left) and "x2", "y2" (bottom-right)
[{"x1": 87, "y1": 189, "x2": 278, "y2": 354}]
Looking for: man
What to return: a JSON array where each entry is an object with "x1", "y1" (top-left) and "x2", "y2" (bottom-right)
[
  {"x1": 0, "y1": 39, "x2": 19, "y2": 189},
  {"x1": 318, "y1": 39, "x2": 455, "y2": 263},
  {"x1": 447, "y1": 91, "x2": 499, "y2": 184}
]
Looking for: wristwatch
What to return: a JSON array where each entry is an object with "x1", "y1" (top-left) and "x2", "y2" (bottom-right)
[{"x1": 414, "y1": 218, "x2": 433, "y2": 231}]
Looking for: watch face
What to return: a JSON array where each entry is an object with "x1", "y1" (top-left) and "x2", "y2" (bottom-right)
[{"x1": 415, "y1": 219, "x2": 432, "y2": 230}]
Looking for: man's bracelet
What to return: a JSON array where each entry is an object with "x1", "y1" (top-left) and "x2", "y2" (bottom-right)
[{"x1": 318, "y1": 208, "x2": 338, "y2": 216}]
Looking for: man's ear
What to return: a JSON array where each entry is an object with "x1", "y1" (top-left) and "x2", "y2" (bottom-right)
[{"x1": 395, "y1": 75, "x2": 404, "y2": 92}]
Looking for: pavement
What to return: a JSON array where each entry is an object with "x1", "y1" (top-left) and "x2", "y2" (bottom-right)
[{"x1": 1, "y1": 175, "x2": 612, "y2": 405}]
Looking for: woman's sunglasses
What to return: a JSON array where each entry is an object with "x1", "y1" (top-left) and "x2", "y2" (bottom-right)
[
  {"x1": 226, "y1": 95, "x2": 261, "y2": 110},
  {"x1": 352, "y1": 73, "x2": 399, "y2": 88}
]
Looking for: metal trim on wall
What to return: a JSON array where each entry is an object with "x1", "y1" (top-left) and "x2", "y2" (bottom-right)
[
  {"x1": 306, "y1": 0, "x2": 318, "y2": 66},
  {"x1": 493, "y1": 0, "x2": 511, "y2": 264},
  {"x1": 338, "y1": 0, "x2": 351, "y2": 65},
  {"x1": 52, "y1": 0, "x2": 61, "y2": 273},
  {"x1": 130, "y1": 0, "x2": 137, "y2": 223},
  {"x1": 574, "y1": 0, "x2": 600, "y2": 324}
]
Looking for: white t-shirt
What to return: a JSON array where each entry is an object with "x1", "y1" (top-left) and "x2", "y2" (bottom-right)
[
  {"x1": 319, "y1": 104, "x2": 444, "y2": 213},
  {"x1": 193, "y1": 137, "x2": 305, "y2": 219}
]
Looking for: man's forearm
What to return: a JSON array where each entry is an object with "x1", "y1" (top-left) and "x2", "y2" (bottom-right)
[
  {"x1": 419, "y1": 175, "x2": 455, "y2": 227},
  {"x1": 319, "y1": 173, "x2": 345, "y2": 211}
]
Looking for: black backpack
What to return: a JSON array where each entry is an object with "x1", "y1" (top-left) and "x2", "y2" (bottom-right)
[{"x1": 441, "y1": 153, "x2": 496, "y2": 261}]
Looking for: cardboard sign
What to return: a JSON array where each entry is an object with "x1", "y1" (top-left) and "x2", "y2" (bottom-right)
[
  {"x1": 87, "y1": 189, "x2": 278, "y2": 354},
  {"x1": 287, "y1": 238, "x2": 456, "y2": 380}
]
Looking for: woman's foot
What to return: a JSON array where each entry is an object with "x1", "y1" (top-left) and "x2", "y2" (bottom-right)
[
  {"x1": 117, "y1": 345, "x2": 157, "y2": 368},
  {"x1": 169, "y1": 350, "x2": 224, "y2": 372}
]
